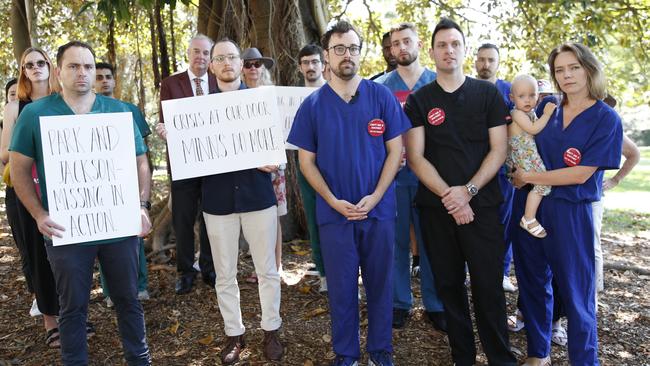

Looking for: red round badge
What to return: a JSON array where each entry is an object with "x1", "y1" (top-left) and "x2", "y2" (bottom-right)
[
  {"x1": 563, "y1": 147, "x2": 582, "y2": 166},
  {"x1": 368, "y1": 119, "x2": 385, "y2": 137},
  {"x1": 427, "y1": 108, "x2": 445, "y2": 126}
]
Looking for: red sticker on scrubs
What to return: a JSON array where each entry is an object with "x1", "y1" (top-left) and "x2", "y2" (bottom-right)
[
  {"x1": 368, "y1": 119, "x2": 385, "y2": 137},
  {"x1": 427, "y1": 108, "x2": 445, "y2": 126},
  {"x1": 563, "y1": 147, "x2": 582, "y2": 166}
]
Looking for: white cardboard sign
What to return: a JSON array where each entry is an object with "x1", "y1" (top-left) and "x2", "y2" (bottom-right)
[
  {"x1": 162, "y1": 86, "x2": 287, "y2": 180},
  {"x1": 39, "y1": 113, "x2": 142, "y2": 246},
  {"x1": 275, "y1": 86, "x2": 318, "y2": 150}
]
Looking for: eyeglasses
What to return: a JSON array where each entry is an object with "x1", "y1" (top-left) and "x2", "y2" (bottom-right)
[
  {"x1": 300, "y1": 59, "x2": 322, "y2": 66},
  {"x1": 328, "y1": 45, "x2": 362, "y2": 56},
  {"x1": 23, "y1": 60, "x2": 48, "y2": 70},
  {"x1": 211, "y1": 54, "x2": 240, "y2": 64},
  {"x1": 244, "y1": 61, "x2": 263, "y2": 69}
]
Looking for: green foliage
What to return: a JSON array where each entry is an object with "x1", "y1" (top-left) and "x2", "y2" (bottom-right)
[{"x1": 602, "y1": 208, "x2": 650, "y2": 235}]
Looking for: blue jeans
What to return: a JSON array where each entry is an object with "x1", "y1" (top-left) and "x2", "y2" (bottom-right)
[
  {"x1": 394, "y1": 184, "x2": 444, "y2": 312},
  {"x1": 46, "y1": 237, "x2": 151, "y2": 366}
]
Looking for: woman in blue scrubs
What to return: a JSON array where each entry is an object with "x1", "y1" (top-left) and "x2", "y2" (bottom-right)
[{"x1": 511, "y1": 43, "x2": 623, "y2": 366}]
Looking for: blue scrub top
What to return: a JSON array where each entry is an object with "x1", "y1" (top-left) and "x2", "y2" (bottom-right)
[
  {"x1": 496, "y1": 79, "x2": 514, "y2": 111},
  {"x1": 375, "y1": 68, "x2": 437, "y2": 187},
  {"x1": 535, "y1": 100, "x2": 622, "y2": 203},
  {"x1": 288, "y1": 79, "x2": 411, "y2": 225}
]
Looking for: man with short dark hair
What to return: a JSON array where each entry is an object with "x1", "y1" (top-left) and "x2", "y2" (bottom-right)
[
  {"x1": 375, "y1": 22, "x2": 446, "y2": 332},
  {"x1": 405, "y1": 18, "x2": 516, "y2": 365},
  {"x1": 298, "y1": 44, "x2": 326, "y2": 87},
  {"x1": 156, "y1": 34, "x2": 217, "y2": 295},
  {"x1": 94, "y1": 62, "x2": 151, "y2": 306},
  {"x1": 474, "y1": 43, "x2": 517, "y2": 293},
  {"x1": 296, "y1": 44, "x2": 327, "y2": 292},
  {"x1": 370, "y1": 31, "x2": 397, "y2": 80},
  {"x1": 290, "y1": 20, "x2": 410, "y2": 366},
  {"x1": 10, "y1": 40, "x2": 151, "y2": 365}
]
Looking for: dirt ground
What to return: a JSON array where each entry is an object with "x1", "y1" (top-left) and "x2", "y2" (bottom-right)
[{"x1": 0, "y1": 191, "x2": 648, "y2": 365}]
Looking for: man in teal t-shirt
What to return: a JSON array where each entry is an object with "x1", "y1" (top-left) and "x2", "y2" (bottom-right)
[
  {"x1": 9, "y1": 41, "x2": 152, "y2": 366},
  {"x1": 94, "y1": 61, "x2": 151, "y2": 305}
]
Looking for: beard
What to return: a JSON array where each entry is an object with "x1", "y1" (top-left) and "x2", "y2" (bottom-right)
[
  {"x1": 478, "y1": 68, "x2": 493, "y2": 79},
  {"x1": 218, "y1": 70, "x2": 240, "y2": 83},
  {"x1": 332, "y1": 60, "x2": 358, "y2": 81},
  {"x1": 304, "y1": 70, "x2": 321, "y2": 82},
  {"x1": 396, "y1": 51, "x2": 417, "y2": 67}
]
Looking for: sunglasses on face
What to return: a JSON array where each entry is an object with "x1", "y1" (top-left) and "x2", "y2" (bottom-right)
[
  {"x1": 244, "y1": 61, "x2": 263, "y2": 69},
  {"x1": 23, "y1": 60, "x2": 48, "y2": 70}
]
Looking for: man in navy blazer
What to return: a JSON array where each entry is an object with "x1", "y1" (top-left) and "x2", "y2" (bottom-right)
[{"x1": 158, "y1": 34, "x2": 218, "y2": 294}]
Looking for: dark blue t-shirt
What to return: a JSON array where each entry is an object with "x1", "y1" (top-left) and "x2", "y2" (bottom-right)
[
  {"x1": 201, "y1": 83, "x2": 276, "y2": 215},
  {"x1": 496, "y1": 79, "x2": 514, "y2": 111},
  {"x1": 288, "y1": 79, "x2": 411, "y2": 225}
]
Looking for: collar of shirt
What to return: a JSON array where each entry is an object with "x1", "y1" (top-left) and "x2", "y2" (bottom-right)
[{"x1": 187, "y1": 69, "x2": 209, "y2": 96}]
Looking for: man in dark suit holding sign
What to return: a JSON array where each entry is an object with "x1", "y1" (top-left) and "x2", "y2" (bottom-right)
[{"x1": 157, "y1": 34, "x2": 217, "y2": 294}]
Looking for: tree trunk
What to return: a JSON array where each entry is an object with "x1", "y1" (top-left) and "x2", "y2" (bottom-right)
[
  {"x1": 10, "y1": 0, "x2": 32, "y2": 64},
  {"x1": 149, "y1": 8, "x2": 161, "y2": 90},
  {"x1": 107, "y1": 17, "x2": 121, "y2": 99},
  {"x1": 155, "y1": 2, "x2": 171, "y2": 80},
  {"x1": 192, "y1": 0, "x2": 330, "y2": 241},
  {"x1": 169, "y1": 5, "x2": 178, "y2": 72},
  {"x1": 24, "y1": 0, "x2": 38, "y2": 47},
  {"x1": 134, "y1": 5, "x2": 146, "y2": 112}
]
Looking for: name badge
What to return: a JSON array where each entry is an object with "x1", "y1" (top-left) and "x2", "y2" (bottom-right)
[
  {"x1": 427, "y1": 108, "x2": 445, "y2": 126},
  {"x1": 368, "y1": 119, "x2": 386, "y2": 137},
  {"x1": 563, "y1": 147, "x2": 582, "y2": 166}
]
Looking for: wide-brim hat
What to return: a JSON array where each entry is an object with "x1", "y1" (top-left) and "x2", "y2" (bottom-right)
[{"x1": 241, "y1": 47, "x2": 275, "y2": 69}]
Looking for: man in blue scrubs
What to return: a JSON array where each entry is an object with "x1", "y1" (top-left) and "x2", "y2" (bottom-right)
[
  {"x1": 474, "y1": 42, "x2": 517, "y2": 292},
  {"x1": 375, "y1": 22, "x2": 446, "y2": 332},
  {"x1": 289, "y1": 20, "x2": 410, "y2": 366}
]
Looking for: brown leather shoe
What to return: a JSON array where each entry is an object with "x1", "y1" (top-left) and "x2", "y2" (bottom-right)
[
  {"x1": 220, "y1": 334, "x2": 245, "y2": 365},
  {"x1": 263, "y1": 329, "x2": 283, "y2": 361}
]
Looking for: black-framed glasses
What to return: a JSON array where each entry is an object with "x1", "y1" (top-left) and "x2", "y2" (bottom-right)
[
  {"x1": 23, "y1": 60, "x2": 48, "y2": 70},
  {"x1": 211, "y1": 54, "x2": 240, "y2": 64},
  {"x1": 244, "y1": 61, "x2": 263, "y2": 69},
  {"x1": 328, "y1": 44, "x2": 361, "y2": 56},
  {"x1": 300, "y1": 59, "x2": 322, "y2": 66}
]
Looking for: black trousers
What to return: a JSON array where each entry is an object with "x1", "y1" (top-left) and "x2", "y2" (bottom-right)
[
  {"x1": 171, "y1": 177, "x2": 213, "y2": 277},
  {"x1": 11, "y1": 188, "x2": 59, "y2": 315},
  {"x1": 5, "y1": 187, "x2": 33, "y2": 293},
  {"x1": 419, "y1": 205, "x2": 516, "y2": 366}
]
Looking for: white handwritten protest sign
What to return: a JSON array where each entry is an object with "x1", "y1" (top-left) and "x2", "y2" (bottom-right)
[
  {"x1": 40, "y1": 113, "x2": 142, "y2": 246},
  {"x1": 275, "y1": 86, "x2": 317, "y2": 150},
  {"x1": 162, "y1": 86, "x2": 287, "y2": 180}
]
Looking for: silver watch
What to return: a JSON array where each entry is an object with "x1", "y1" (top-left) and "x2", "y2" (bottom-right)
[{"x1": 465, "y1": 182, "x2": 479, "y2": 197}]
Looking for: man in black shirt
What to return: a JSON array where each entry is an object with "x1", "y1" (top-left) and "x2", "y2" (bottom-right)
[{"x1": 404, "y1": 18, "x2": 516, "y2": 366}]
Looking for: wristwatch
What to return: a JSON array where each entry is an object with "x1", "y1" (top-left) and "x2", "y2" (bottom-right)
[
  {"x1": 140, "y1": 200, "x2": 151, "y2": 210},
  {"x1": 465, "y1": 182, "x2": 479, "y2": 197}
]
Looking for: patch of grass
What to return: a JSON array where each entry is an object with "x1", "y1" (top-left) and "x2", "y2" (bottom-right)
[{"x1": 602, "y1": 208, "x2": 650, "y2": 235}]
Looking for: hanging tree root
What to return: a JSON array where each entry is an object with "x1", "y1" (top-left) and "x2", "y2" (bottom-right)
[{"x1": 604, "y1": 261, "x2": 650, "y2": 275}]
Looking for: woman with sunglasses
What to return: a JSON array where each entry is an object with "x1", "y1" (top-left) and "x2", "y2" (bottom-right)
[
  {"x1": 0, "y1": 47, "x2": 65, "y2": 348},
  {"x1": 241, "y1": 48, "x2": 287, "y2": 281}
]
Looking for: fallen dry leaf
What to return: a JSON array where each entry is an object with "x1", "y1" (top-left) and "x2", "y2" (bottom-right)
[
  {"x1": 304, "y1": 307, "x2": 328, "y2": 319},
  {"x1": 174, "y1": 349, "x2": 188, "y2": 357},
  {"x1": 169, "y1": 320, "x2": 180, "y2": 334},
  {"x1": 198, "y1": 334, "x2": 214, "y2": 345}
]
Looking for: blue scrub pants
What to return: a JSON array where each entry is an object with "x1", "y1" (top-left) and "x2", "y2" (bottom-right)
[
  {"x1": 420, "y1": 205, "x2": 516, "y2": 366},
  {"x1": 100, "y1": 238, "x2": 148, "y2": 297},
  {"x1": 512, "y1": 190, "x2": 599, "y2": 365},
  {"x1": 394, "y1": 184, "x2": 443, "y2": 312},
  {"x1": 46, "y1": 237, "x2": 151, "y2": 366},
  {"x1": 498, "y1": 168, "x2": 515, "y2": 277},
  {"x1": 319, "y1": 219, "x2": 394, "y2": 359}
]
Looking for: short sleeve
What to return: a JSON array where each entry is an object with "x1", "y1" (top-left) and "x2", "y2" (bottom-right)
[
  {"x1": 580, "y1": 109, "x2": 623, "y2": 171},
  {"x1": 404, "y1": 93, "x2": 424, "y2": 128},
  {"x1": 128, "y1": 103, "x2": 151, "y2": 138},
  {"x1": 287, "y1": 98, "x2": 316, "y2": 153},
  {"x1": 380, "y1": 87, "x2": 411, "y2": 141},
  {"x1": 486, "y1": 85, "x2": 509, "y2": 128},
  {"x1": 132, "y1": 115, "x2": 148, "y2": 156},
  {"x1": 9, "y1": 105, "x2": 37, "y2": 158}
]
